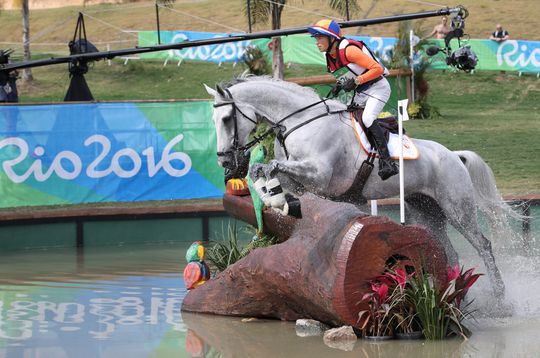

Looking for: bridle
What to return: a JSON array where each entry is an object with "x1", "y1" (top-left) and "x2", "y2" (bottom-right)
[{"x1": 213, "y1": 87, "x2": 343, "y2": 164}]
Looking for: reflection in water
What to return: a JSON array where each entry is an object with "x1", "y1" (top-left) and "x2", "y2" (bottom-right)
[
  {"x1": 0, "y1": 208, "x2": 539, "y2": 357},
  {"x1": 0, "y1": 243, "x2": 189, "y2": 357}
]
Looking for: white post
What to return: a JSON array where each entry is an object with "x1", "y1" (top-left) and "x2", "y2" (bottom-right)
[
  {"x1": 409, "y1": 30, "x2": 415, "y2": 103},
  {"x1": 398, "y1": 99, "x2": 409, "y2": 225},
  {"x1": 107, "y1": 44, "x2": 111, "y2": 66},
  {"x1": 370, "y1": 200, "x2": 378, "y2": 216}
]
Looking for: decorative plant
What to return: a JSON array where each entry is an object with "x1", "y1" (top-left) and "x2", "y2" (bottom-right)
[
  {"x1": 205, "y1": 221, "x2": 277, "y2": 272},
  {"x1": 242, "y1": 45, "x2": 270, "y2": 76},
  {"x1": 357, "y1": 281, "x2": 397, "y2": 337},
  {"x1": 381, "y1": 268, "x2": 420, "y2": 334},
  {"x1": 205, "y1": 222, "x2": 244, "y2": 272},
  {"x1": 380, "y1": 20, "x2": 441, "y2": 119},
  {"x1": 359, "y1": 264, "x2": 482, "y2": 339},
  {"x1": 406, "y1": 264, "x2": 481, "y2": 339}
]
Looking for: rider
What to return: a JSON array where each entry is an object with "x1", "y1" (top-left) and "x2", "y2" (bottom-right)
[{"x1": 308, "y1": 19, "x2": 399, "y2": 180}]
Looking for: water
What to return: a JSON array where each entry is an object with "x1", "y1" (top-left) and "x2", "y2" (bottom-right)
[
  {"x1": 1, "y1": 207, "x2": 540, "y2": 357},
  {"x1": 0, "y1": 244, "x2": 188, "y2": 357}
]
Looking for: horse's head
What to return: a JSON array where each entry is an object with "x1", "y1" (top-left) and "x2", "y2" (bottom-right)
[{"x1": 205, "y1": 83, "x2": 257, "y2": 180}]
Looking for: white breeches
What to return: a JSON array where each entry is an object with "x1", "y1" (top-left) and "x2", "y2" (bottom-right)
[{"x1": 352, "y1": 77, "x2": 391, "y2": 128}]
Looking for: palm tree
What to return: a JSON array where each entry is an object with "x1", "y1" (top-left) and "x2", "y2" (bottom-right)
[
  {"x1": 328, "y1": 0, "x2": 360, "y2": 21},
  {"x1": 21, "y1": 0, "x2": 33, "y2": 81},
  {"x1": 245, "y1": 0, "x2": 360, "y2": 79},
  {"x1": 245, "y1": 0, "x2": 286, "y2": 79}
]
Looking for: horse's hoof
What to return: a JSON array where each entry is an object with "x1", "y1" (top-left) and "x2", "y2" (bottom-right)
[{"x1": 285, "y1": 193, "x2": 302, "y2": 218}]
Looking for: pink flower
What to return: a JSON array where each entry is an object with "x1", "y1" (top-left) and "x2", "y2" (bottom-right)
[{"x1": 447, "y1": 264, "x2": 460, "y2": 282}]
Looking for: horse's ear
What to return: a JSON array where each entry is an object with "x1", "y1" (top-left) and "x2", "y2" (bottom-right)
[
  {"x1": 216, "y1": 84, "x2": 227, "y2": 98},
  {"x1": 204, "y1": 84, "x2": 217, "y2": 98}
]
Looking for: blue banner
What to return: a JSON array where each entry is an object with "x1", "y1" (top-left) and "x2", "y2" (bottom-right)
[{"x1": 0, "y1": 102, "x2": 225, "y2": 208}]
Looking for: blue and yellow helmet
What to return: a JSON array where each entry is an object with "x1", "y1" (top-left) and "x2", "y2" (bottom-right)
[{"x1": 308, "y1": 19, "x2": 342, "y2": 40}]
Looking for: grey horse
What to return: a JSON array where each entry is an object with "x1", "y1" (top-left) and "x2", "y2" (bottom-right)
[{"x1": 205, "y1": 76, "x2": 515, "y2": 300}]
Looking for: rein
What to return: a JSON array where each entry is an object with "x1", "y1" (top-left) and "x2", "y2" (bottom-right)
[{"x1": 214, "y1": 88, "x2": 344, "y2": 159}]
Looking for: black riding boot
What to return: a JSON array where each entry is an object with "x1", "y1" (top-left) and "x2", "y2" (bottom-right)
[{"x1": 368, "y1": 121, "x2": 399, "y2": 180}]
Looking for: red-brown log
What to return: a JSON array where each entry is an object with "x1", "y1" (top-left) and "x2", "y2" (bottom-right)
[{"x1": 182, "y1": 193, "x2": 447, "y2": 328}]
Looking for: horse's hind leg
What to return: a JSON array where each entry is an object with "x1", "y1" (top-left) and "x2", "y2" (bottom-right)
[
  {"x1": 406, "y1": 193, "x2": 458, "y2": 266},
  {"x1": 437, "y1": 194, "x2": 506, "y2": 299}
]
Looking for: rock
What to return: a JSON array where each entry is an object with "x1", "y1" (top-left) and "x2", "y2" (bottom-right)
[
  {"x1": 323, "y1": 326, "x2": 357, "y2": 342},
  {"x1": 295, "y1": 319, "x2": 330, "y2": 337},
  {"x1": 323, "y1": 326, "x2": 357, "y2": 351}
]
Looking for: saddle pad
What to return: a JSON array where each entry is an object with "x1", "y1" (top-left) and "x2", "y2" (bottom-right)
[{"x1": 350, "y1": 114, "x2": 420, "y2": 160}]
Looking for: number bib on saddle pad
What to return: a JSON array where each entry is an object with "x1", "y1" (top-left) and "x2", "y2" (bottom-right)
[{"x1": 349, "y1": 113, "x2": 420, "y2": 160}]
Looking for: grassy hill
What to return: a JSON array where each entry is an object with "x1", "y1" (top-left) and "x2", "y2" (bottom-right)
[{"x1": 0, "y1": 0, "x2": 539, "y2": 60}]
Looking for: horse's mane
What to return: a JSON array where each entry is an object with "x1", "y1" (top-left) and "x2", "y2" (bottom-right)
[{"x1": 219, "y1": 74, "x2": 345, "y2": 110}]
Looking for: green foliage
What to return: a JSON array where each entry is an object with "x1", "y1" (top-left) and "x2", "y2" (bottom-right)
[
  {"x1": 360, "y1": 264, "x2": 479, "y2": 340},
  {"x1": 205, "y1": 222, "x2": 278, "y2": 272},
  {"x1": 155, "y1": 0, "x2": 176, "y2": 7},
  {"x1": 205, "y1": 222, "x2": 244, "y2": 272},
  {"x1": 405, "y1": 266, "x2": 475, "y2": 339},
  {"x1": 328, "y1": 0, "x2": 360, "y2": 19},
  {"x1": 380, "y1": 21, "x2": 441, "y2": 119},
  {"x1": 408, "y1": 100, "x2": 441, "y2": 120},
  {"x1": 242, "y1": 46, "x2": 270, "y2": 76},
  {"x1": 244, "y1": 0, "x2": 286, "y2": 27},
  {"x1": 249, "y1": 122, "x2": 276, "y2": 161}
]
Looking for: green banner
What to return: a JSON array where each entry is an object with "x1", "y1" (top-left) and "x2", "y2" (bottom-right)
[
  {"x1": 424, "y1": 39, "x2": 539, "y2": 72},
  {"x1": 138, "y1": 31, "x2": 540, "y2": 73}
]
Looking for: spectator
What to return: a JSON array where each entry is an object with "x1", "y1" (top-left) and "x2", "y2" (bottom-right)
[
  {"x1": 425, "y1": 16, "x2": 452, "y2": 39},
  {"x1": 490, "y1": 24, "x2": 509, "y2": 42}
]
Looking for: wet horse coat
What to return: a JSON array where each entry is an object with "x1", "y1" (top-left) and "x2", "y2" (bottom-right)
[{"x1": 205, "y1": 77, "x2": 513, "y2": 299}]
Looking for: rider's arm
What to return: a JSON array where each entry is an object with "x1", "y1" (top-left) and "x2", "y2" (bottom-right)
[{"x1": 344, "y1": 45, "x2": 384, "y2": 85}]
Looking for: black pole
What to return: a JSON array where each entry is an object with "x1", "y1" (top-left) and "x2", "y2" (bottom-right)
[
  {"x1": 247, "y1": 0, "x2": 252, "y2": 33},
  {"x1": 155, "y1": 3, "x2": 161, "y2": 45},
  {"x1": 345, "y1": 0, "x2": 350, "y2": 21},
  {"x1": 0, "y1": 6, "x2": 465, "y2": 73}
]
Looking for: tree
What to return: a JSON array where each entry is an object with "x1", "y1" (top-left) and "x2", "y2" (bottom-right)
[
  {"x1": 21, "y1": 0, "x2": 33, "y2": 81},
  {"x1": 245, "y1": 1, "x2": 361, "y2": 80},
  {"x1": 328, "y1": 0, "x2": 360, "y2": 21},
  {"x1": 245, "y1": 0, "x2": 286, "y2": 79}
]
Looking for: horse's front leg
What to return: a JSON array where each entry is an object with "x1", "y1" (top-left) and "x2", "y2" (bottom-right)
[{"x1": 251, "y1": 159, "x2": 330, "y2": 192}]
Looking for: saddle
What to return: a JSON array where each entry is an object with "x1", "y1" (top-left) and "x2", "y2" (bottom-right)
[{"x1": 350, "y1": 107, "x2": 405, "y2": 146}]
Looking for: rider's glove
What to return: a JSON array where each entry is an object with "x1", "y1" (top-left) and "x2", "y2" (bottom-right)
[
  {"x1": 330, "y1": 83, "x2": 342, "y2": 97},
  {"x1": 338, "y1": 77, "x2": 357, "y2": 92}
]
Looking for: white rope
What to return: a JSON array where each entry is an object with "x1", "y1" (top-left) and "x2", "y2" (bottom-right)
[
  {"x1": 260, "y1": 0, "x2": 344, "y2": 21},
  {"x1": 79, "y1": 12, "x2": 140, "y2": 38},
  {"x1": 157, "y1": 4, "x2": 244, "y2": 32},
  {"x1": 7, "y1": 18, "x2": 73, "y2": 52},
  {"x1": 0, "y1": 39, "x2": 134, "y2": 46},
  {"x1": 403, "y1": 0, "x2": 449, "y2": 8},
  {"x1": 83, "y1": 3, "x2": 155, "y2": 13}
]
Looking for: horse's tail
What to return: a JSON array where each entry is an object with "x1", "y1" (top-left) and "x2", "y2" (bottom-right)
[{"x1": 454, "y1": 150, "x2": 524, "y2": 235}]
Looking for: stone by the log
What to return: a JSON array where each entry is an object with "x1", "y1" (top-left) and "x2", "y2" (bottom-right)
[
  {"x1": 183, "y1": 312, "x2": 359, "y2": 357},
  {"x1": 323, "y1": 326, "x2": 357, "y2": 351},
  {"x1": 295, "y1": 318, "x2": 330, "y2": 337},
  {"x1": 182, "y1": 193, "x2": 448, "y2": 328}
]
